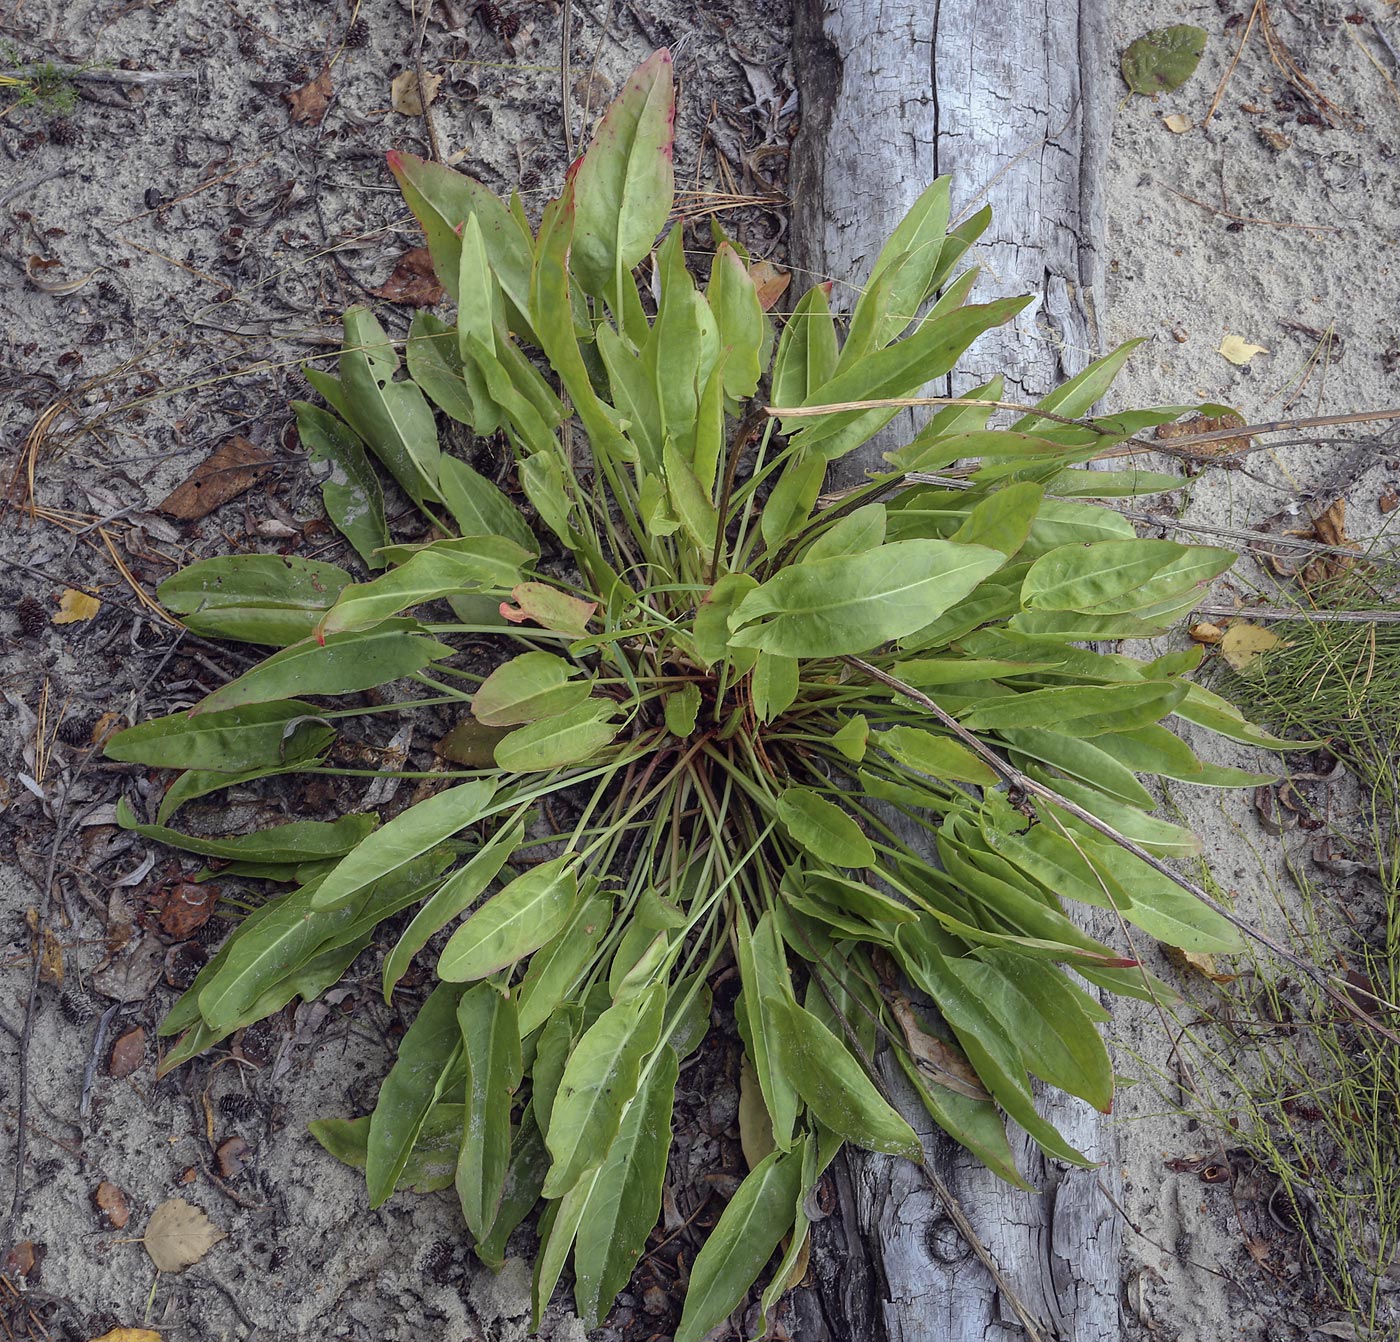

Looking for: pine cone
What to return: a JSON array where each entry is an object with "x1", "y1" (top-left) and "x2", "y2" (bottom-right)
[
  {"x1": 15, "y1": 596, "x2": 46, "y2": 638},
  {"x1": 57, "y1": 715, "x2": 92, "y2": 747},
  {"x1": 345, "y1": 18, "x2": 370, "y2": 48},
  {"x1": 48, "y1": 119, "x2": 77, "y2": 147},
  {"x1": 219, "y1": 1093, "x2": 261, "y2": 1121},
  {"x1": 59, "y1": 983, "x2": 101, "y2": 1025}
]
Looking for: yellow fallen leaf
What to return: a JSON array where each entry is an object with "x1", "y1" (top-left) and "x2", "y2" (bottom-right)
[
  {"x1": 142, "y1": 1198, "x2": 226, "y2": 1273},
  {"x1": 1220, "y1": 621, "x2": 1282, "y2": 672},
  {"x1": 1162, "y1": 113, "x2": 1193, "y2": 133},
  {"x1": 90, "y1": 1330, "x2": 162, "y2": 1342},
  {"x1": 391, "y1": 70, "x2": 443, "y2": 116},
  {"x1": 54, "y1": 589, "x2": 101, "y2": 624},
  {"x1": 1218, "y1": 334, "x2": 1269, "y2": 365},
  {"x1": 1189, "y1": 621, "x2": 1224, "y2": 644},
  {"x1": 1165, "y1": 945, "x2": 1239, "y2": 984}
]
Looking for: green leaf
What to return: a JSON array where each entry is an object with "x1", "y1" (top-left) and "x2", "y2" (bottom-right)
[
  {"x1": 573, "y1": 1045, "x2": 680, "y2": 1326},
  {"x1": 707, "y1": 242, "x2": 765, "y2": 404},
  {"x1": 310, "y1": 1103, "x2": 466, "y2": 1195},
  {"x1": 117, "y1": 797, "x2": 374, "y2": 864},
  {"x1": 493, "y1": 700, "x2": 621, "y2": 772},
  {"x1": 949, "y1": 480, "x2": 1042, "y2": 557},
  {"x1": 750, "y1": 652, "x2": 799, "y2": 725},
  {"x1": 663, "y1": 438, "x2": 719, "y2": 563},
  {"x1": 571, "y1": 49, "x2": 675, "y2": 295},
  {"x1": 159, "y1": 555, "x2": 352, "y2": 647},
  {"x1": 878, "y1": 725, "x2": 1000, "y2": 786},
  {"x1": 476, "y1": 1104, "x2": 549, "y2": 1269},
  {"x1": 775, "y1": 786, "x2": 875, "y2": 868},
  {"x1": 382, "y1": 819, "x2": 525, "y2": 1000},
  {"x1": 311, "y1": 780, "x2": 497, "y2": 910},
  {"x1": 770, "y1": 283, "x2": 839, "y2": 418},
  {"x1": 802, "y1": 504, "x2": 887, "y2": 563},
  {"x1": 438, "y1": 855, "x2": 579, "y2": 982},
  {"x1": 406, "y1": 310, "x2": 498, "y2": 432},
  {"x1": 105, "y1": 699, "x2": 332, "y2": 773},
  {"x1": 735, "y1": 908, "x2": 799, "y2": 1152},
  {"x1": 541, "y1": 981, "x2": 666, "y2": 1198},
  {"x1": 387, "y1": 150, "x2": 537, "y2": 341},
  {"x1": 793, "y1": 297, "x2": 1032, "y2": 462},
  {"x1": 729, "y1": 540, "x2": 1005, "y2": 658},
  {"x1": 759, "y1": 450, "x2": 826, "y2": 552},
  {"x1": 316, "y1": 539, "x2": 529, "y2": 637},
  {"x1": 339, "y1": 307, "x2": 441, "y2": 505},
  {"x1": 516, "y1": 894, "x2": 612, "y2": 1035},
  {"x1": 673, "y1": 1144, "x2": 806, "y2": 1342},
  {"x1": 194, "y1": 623, "x2": 455, "y2": 714},
  {"x1": 456, "y1": 985, "x2": 522, "y2": 1238},
  {"x1": 664, "y1": 683, "x2": 702, "y2": 737},
  {"x1": 960, "y1": 681, "x2": 1187, "y2": 735},
  {"x1": 472, "y1": 652, "x2": 592, "y2": 727},
  {"x1": 1122, "y1": 25, "x2": 1208, "y2": 97},
  {"x1": 437, "y1": 454, "x2": 537, "y2": 552},
  {"x1": 1011, "y1": 340, "x2": 1144, "y2": 432},
  {"x1": 766, "y1": 995, "x2": 922, "y2": 1158},
  {"x1": 295, "y1": 402, "x2": 389, "y2": 569},
  {"x1": 366, "y1": 982, "x2": 465, "y2": 1207},
  {"x1": 693, "y1": 573, "x2": 759, "y2": 669},
  {"x1": 952, "y1": 952, "x2": 1113, "y2": 1111}
]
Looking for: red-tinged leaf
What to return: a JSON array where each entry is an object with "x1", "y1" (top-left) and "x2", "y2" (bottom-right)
[{"x1": 499, "y1": 582, "x2": 596, "y2": 635}]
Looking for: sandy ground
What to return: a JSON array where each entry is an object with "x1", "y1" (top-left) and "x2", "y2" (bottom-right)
[{"x1": 1, "y1": 0, "x2": 1398, "y2": 1338}]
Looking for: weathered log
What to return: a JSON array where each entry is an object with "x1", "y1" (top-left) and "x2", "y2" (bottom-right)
[{"x1": 789, "y1": 2, "x2": 1122, "y2": 1339}]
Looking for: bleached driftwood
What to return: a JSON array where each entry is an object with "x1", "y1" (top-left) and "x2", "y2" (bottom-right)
[{"x1": 789, "y1": 2, "x2": 1122, "y2": 1339}]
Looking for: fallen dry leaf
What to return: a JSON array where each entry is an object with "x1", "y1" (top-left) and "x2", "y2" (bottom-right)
[
  {"x1": 890, "y1": 994, "x2": 990, "y2": 1100},
  {"x1": 108, "y1": 1025, "x2": 146, "y2": 1079},
  {"x1": 25, "y1": 908, "x2": 63, "y2": 986},
  {"x1": 216, "y1": 1135, "x2": 251, "y2": 1179},
  {"x1": 1258, "y1": 127, "x2": 1291, "y2": 152},
  {"x1": 369, "y1": 247, "x2": 445, "y2": 308},
  {"x1": 284, "y1": 68, "x2": 333, "y2": 126},
  {"x1": 92, "y1": 1180, "x2": 132, "y2": 1230},
  {"x1": 142, "y1": 1198, "x2": 226, "y2": 1273},
  {"x1": 1380, "y1": 486, "x2": 1399, "y2": 515},
  {"x1": 391, "y1": 69, "x2": 442, "y2": 116},
  {"x1": 1154, "y1": 410, "x2": 1251, "y2": 457},
  {"x1": 54, "y1": 588, "x2": 101, "y2": 625},
  {"x1": 154, "y1": 882, "x2": 217, "y2": 939},
  {"x1": 1220, "y1": 621, "x2": 1282, "y2": 672},
  {"x1": 1162, "y1": 112, "x2": 1192, "y2": 133},
  {"x1": 1164, "y1": 946, "x2": 1238, "y2": 983},
  {"x1": 90, "y1": 1329, "x2": 161, "y2": 1342},
  {"x1": 746, "y1": 258, "x2": 791, "y2": 311},
  {"x1": 1218, "y1": 333, "x2": 1269, "y2": 365},
  {"x1": 3, "y1": 1240, "x2": 43, "y2": 1280},
  {"x1": 1290, "y1": 498, "x2": 1359, "y2": 587},
  {"x1": 158, "y1": 436, "x2": 272, "y2": 521},
  {"x1": 93, "y1": 935, "x2": 165, "y2": 1002},
  {"x1": 1188, "y1": 621, "x2": 1224, "y2": 644}
]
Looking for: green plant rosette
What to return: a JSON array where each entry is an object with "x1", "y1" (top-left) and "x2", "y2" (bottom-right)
[{"x1": 108, "y1": 49, "x2": 1283, "y2": 1337}]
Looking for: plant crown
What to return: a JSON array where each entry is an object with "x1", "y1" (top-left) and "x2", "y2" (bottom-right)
[{"x1": 107, "y1": 50, "x2": 1280, "y2": 1338}]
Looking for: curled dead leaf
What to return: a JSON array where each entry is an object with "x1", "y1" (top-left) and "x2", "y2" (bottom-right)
[
  {"x1": 142, "y1": 1198, "x2": 226, "y2": 1273},
  {"x1": 1218, "y1": 334, "x2": 1268, "y2": 366},
  {"x1": 746, "y1": 259, "x2": 791, "y2": 312},
  {"x1": 284, "y1": 68, "x2": 333, "y2": 126},
  {"x1": 158, "y1": 436, "x2": 272, "y2": 522},
  {"x1": 92, "y1": 1180, "x2": 132, "y2": 1230},
  {"x1": 1188, "y1": 621, "x2": 1224, "y2": 644},
  {"x1": 108, "y1": 1026, "x2": 147, "y2": 1079},
  {"x1": 1164, "y1": 945, "x2": 1238, "y2": 984},
  {"x1": 54, "y1": 589, "x2": 101, "y2": 625},
  {"x1": 1154, "y1": 411, "x2": 1251, "y2": 457},
  {"x1": 889, "y1": 994, "x2": 991, "y2": 1100},
  {"x1": 391, "y1": 70, "x2": 443, "y2": 116},
  {"x1": 369, "y1": 247, "x2": 445, "y2": 308},
  {"x1": 1219, "y1": 621, "x2": 1282, "y2": 672}
]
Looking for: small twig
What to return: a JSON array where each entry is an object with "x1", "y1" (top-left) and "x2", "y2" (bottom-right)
[
  {"x1": 411, "y1": 0, "x2": 442, "y2": 162},
  {"x1": 1193, "y1": 604, "x2": 1400, "y2": 625},
  {"x1": 0, "y1": 65, "x2": 198, "y2": 87},
  {"x1": 79, "y1": 1002, "x2": 122, "y2": 1120},
  {"x1": 0, "y1": 171, "x2": 63, "y2": 210},
  {"x1": 842, "y1": 657, "x2": 1400, "y2": 1046},
  {"x1": 1161, "y1": 183, "x2": 1339, "y2": 234},
  {"x1": 1203, "y1": 0, "x2": 1261, "y2": 127}
]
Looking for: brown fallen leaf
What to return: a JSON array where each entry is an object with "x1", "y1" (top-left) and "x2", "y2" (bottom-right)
[
  {"x1": 889, "y1": 994, "x2": 991, "y2": 1101},
  {"x1": 216, "y1": 1135, "x2": 251, "y2": 1179},
  {"x1": 158, "y1": 436, "x2": 272, "y2": 521},
  {"x1": 284, "y1": 67, "x2": 333, "y2": 126},
  {"x1": 142, "y1": 1198, "x2": 226, "y2": 1273},
  {"x1": 1154, "y1": 410, "x2": 1251, "y2": 457},
  {"x1": 1164, "y1": 945, "x2": 1238, "y2": 983},
  {"x1": 92, "y1": 1180, "x2": 132, "y2": 1229},
  {"x1": 54, "y1": 588, "x2": 101, "y2": 625},
  {"x1": 90, "y1": 1329, "x2": 162, "y2": 1342},
  {"x1": 391, "y1": 69, "x2": 442, "y2": 116},
  {"x1": 108, "y1": 1025, "x2": 147, "y2": 1079},
  {"x1": 1380, "y1": 486, "x2": 1399, "y2": 515},
  {"x1": 746, "y1": 258, "x2": 791, "y2": 312},
  {"x1": 369, "y1": 246, "x2": 445, "y2": 308},
  {"x1": 154, "y1": 882, "x2": 217, "y2": 939},
  {"x1": 93, "y1": 935, "x2": 165, "y2": 1002},
  {"x1": 3, "y1": 1240, "x2": 43, "y2": 1280},
  {"x1": 1188, "y1": 621, "x2": 1224, "y2": 644},
  {"x1": 26, "y1": 908, "x2": 64, "y2": 986},
  {"x1": 1297, "y1": 497, "x2": 1358, "y2": 587}
]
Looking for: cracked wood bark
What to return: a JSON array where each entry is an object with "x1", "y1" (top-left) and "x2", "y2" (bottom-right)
[{"x1": 789, "y1": 3, "x2": 1123, "y2": 1341}]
